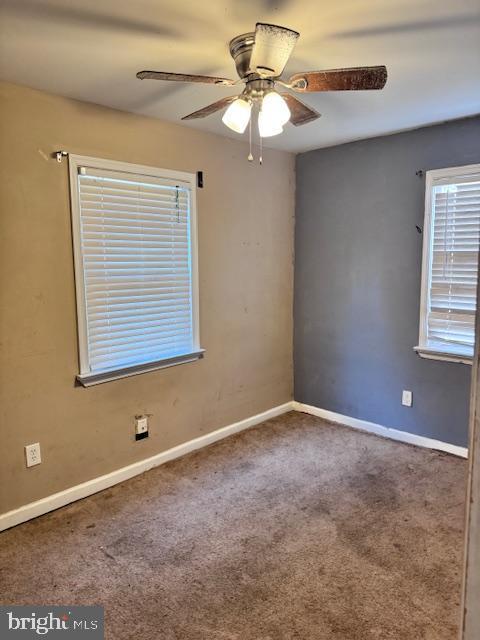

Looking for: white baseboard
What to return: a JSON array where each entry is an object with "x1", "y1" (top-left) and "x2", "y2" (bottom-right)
[
  {"x1": 1, "y1": 399, "x2": 468, "y2": 532},
  {"x1": 0, "y1": 402, "x2": 294, "y2": 532},
  {"x1": 293, "y1": 401, "x2": 469, "y2": 459}
]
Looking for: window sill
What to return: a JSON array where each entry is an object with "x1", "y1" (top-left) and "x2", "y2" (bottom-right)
[
  {"x1": 414, "y1": 345, "x2": 472, "y2": 365},
  {"x1": 76, "y1": 350, "x2": 205, "y2": 387}
]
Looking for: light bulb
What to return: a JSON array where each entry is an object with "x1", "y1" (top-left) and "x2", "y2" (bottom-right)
[
  {"x1": 261, "y1": 92, "x2": 291, "y2": 126},
  {"x1": 258, "y1": 109, "x2": 284, "y2": 138},
  {"x1": 222, "y1": 98, "x2": 252, "y2": 134}
]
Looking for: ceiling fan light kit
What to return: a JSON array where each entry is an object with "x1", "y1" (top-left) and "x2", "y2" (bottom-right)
[
  {"x1": 222, "y1": 98, "x2": 252, "y2": 134},
  {"x1": 258, "y1": 106, "x2": 284, "y2": 138},
  {"x1": 222, "y1": 90, "x2": 291, "y2": 137},
  {"x1": 137, "y1": 22, "x2": 387, "y2": 161},
  {"x1": 261, "y1": 92, "x2": 291, "y2": 126}
]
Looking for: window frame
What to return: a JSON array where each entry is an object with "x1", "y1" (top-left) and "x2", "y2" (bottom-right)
[
  {"x1": 68, "y1": 154, "x2": 203, "y2": 386},
  {"x1": 415, "y1": 163, "x2": 480, "y2": 366}
]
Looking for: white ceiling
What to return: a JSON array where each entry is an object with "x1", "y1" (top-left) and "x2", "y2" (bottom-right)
[{"x1": 1, "y1": 0, "x2": 479, "y2": 153}]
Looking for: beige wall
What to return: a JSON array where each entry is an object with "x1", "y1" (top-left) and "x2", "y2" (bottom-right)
[{"x1": 0, "y1": 82, "x2": 294, "y2": 514}]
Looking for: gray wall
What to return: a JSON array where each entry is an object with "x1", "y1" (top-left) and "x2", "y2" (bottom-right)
[{"x1": 295, "y1": 116, "x2": 480, "y2": 447}]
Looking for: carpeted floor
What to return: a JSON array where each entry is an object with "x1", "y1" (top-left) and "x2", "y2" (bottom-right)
[{"x1": 0, "y1": 412, "x2": 467, "y2": 639}]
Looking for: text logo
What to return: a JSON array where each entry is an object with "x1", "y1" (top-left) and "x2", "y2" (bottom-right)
[{"x1": 0, "y1": 607, "x2": 104, "y2": 638}]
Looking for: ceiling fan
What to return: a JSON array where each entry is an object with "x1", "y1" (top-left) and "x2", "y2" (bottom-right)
[{"x1": 137, "y1": 22, "x2": 387, "y2": 142}]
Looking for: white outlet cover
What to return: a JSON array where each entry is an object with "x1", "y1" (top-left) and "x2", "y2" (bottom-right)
[
  {"x1": 25, "y1": 442, "x2": 41, "y2": 467},
  {"x1": 135, "y1": 416, "x2": 148, "y2": 434},
  {"x1": 402, "y1": 390, "x2": 413, "y2": 407}
]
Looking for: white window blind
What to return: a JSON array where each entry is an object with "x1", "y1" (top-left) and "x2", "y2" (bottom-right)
[
  {"x1": 69, "y1": 156, "x2": 201, "y2": 385},
  {"x1": 417, "y1": 165, "x2": 480, "y2": 363}
]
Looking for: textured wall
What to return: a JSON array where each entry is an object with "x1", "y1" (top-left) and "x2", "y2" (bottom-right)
[
  {"x1": 0, "y1": 82, "x2": 295, "y2": 513},
  {"x1": 295, "y1": 116, "x2": 480, "y2": 447}
]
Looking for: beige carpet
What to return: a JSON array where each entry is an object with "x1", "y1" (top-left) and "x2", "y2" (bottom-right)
[{"x1": 0, "y1": 412, "x2": 467, "y2": 639}]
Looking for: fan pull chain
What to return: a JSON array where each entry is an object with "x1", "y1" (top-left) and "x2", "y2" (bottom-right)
[
  {"x1": 248, "y1": 113, "x2": 253, "y2": 162},
  {"x1": 259, "y1": 134, "x2": 263, "y2": 165}
]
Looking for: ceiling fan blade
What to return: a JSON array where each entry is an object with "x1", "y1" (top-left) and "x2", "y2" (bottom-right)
[
  {"x1": 281, "y1": 94, "x2": 321, "y2": 126},
  {"x1": 181, "y1": 96, "x2": 239, "y2": 120},
  {"x1": 249, "y1": 23, "x2": 299, "y2": 77},
  {"x1": 288, "y1": 66, "x2": 387, "y2": 92},
  {"x1": 137, "y1": 71, "x2": 234, "y2": 85}
]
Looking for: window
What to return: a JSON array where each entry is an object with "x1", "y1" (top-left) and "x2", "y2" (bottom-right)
[
  {"x1": 69, "y1": 155, "x2": 202, "y2": 386},
  {"x1": 416, "y1": 164, "x2": 480, "y2": 364}
]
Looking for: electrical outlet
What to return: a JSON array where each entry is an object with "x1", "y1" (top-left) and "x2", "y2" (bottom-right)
[
  {"x1": 135, "y1": 415, "x2": 149, "y2": 441},
  {"x1": 25, "y1": 443, "x2": 41, "y2": 467},
  {"x1": 402, "y1": 390, "x2": 413, "y2": 407}
]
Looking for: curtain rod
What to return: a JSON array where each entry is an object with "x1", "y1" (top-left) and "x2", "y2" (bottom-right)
[{"x1": 53, "y1": 151, "x2": 204, "y2": 187}]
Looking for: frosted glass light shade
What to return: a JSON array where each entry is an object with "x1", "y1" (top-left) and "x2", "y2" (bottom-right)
[
  {"x1": 222, "y1": 98, "x2": 252, "y2": 133},
  {"x1": 258, "y1": 109, "x2": 284, "y2": 138},
  {"x1": 261, "y1": 92, "x2": 291, "y2": 126}
]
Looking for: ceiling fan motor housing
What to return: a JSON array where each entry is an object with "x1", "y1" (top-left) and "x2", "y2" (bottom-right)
[{"x1": 229, "y1": 33, "x2": 256, "y2": 79}]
